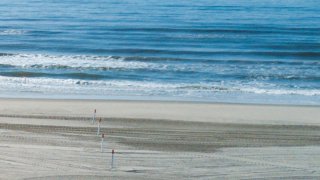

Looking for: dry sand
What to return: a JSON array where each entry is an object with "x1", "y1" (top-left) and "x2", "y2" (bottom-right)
[{"x1": 0, "y1": 98, "x2": 319, "y2": 179}]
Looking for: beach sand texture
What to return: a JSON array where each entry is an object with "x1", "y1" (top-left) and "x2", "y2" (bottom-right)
[{"x1": 0, "y1": 99, "x2": 320, "y2": 179}]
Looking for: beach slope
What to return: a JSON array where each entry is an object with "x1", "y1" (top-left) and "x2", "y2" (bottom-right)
[{"x1": 0, "y1": 98, "x2": 319, "y2": 179}]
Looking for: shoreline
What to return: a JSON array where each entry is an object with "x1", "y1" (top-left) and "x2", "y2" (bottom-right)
[
  {"x1": 1, "y1": 96, "x2": 320, "y2": 107},
  {"x1": 1, "y1": 89, "x2": 320, "y2": 106}
]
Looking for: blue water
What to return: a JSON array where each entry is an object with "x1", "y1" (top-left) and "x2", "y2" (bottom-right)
[{"x1": 0, "y1": 0, "x2": 319, "y2": 104}]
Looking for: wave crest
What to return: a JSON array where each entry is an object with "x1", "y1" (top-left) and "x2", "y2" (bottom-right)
[
  {"x1": 0, "y1": 76, "x2": 319, "y2": 97},
  {"x1": 0, "y1": 29, "x2": 27, "y2": 35}
]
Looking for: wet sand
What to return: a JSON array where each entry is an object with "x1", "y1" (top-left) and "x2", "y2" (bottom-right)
[{"x1": 0, "y1": 98, "x2": 319, "y2": 179}]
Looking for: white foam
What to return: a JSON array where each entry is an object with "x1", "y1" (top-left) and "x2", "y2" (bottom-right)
[
  {"x1": 0, "y1": 53, "x2": 319, "y2": 101},
  {"x1": 0, "y1": 53, "x2": 193, "y2": 71},
  {"x1": 0, "y1": 75, "x2": 231, "y2": 99},
  {"x1": 241, "y1": 87, "x2": 320, "y2": 96},
  {"x1": 0, "y1": 54, "x2": 149, "y2": 69},
  {"x1": 0, "y1": 29, "x2": 27, "y2": 35},
  {"x1": 0, "y1": 76, "x2": 319, "y2": 98},
  {"x1": 1, "y1": 53, "x2": 318, "y2": 78},
  {"x1": 0, "y1": 53, "x2": 231, "y2": 73}
]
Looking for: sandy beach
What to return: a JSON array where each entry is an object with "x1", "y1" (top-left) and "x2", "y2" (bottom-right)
[
  {"x1": 2, "y1": 0, "x2": 320, "y2": 179},
  {"x1": 0, "y1": 98, "x2": 320, "y2": 179}
]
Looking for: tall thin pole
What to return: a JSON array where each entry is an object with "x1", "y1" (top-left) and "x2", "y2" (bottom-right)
[
  {"x1": 97, "y1": 118, "x2": 101, "y2": 136},
  {"x1": 101, "y1": 133, "x2": 104, "y2": 152},
  {"x1": 92, "y1": 109, "x2": 96, "y2": 124},
  {"x1": 111, "y1": 149, "x2": 115, "y2": 168}
]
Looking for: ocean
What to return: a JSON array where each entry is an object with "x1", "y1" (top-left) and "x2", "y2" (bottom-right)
[{"x1": 0, "y1": 0, "x2": 319, "y2": 104}]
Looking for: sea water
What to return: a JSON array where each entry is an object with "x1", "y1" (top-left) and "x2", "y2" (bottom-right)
[{"x1": 0, "y1": 0, "x2": 319, "y2": 105}]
